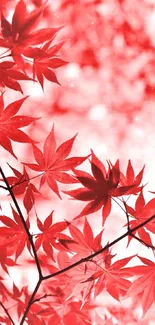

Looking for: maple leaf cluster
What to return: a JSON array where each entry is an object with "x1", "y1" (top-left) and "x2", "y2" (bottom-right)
[
  {"x1": 0, "y1": 0, "x2": 67, "y2": 93},
  {"x1": 1, "y1": 92, "x2": 155, "y2": 323}
]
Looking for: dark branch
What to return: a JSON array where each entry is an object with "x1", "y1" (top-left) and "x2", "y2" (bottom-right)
[
  {"x1": 0, "y1": 54, "x2": 12, "y2": 60},
  {"x1": 1, "y1": 166, "x2": 155, "y2": 324},
  {"x1": 0, "y1": 302, "x2": 16, "y2": 325},
  {"x1": 43, "y1": 213, "x2": 155, "y2": 281},
  {"x1": 19, "y1": 280, "x2": 41, "y2": 325},
  {"x1": 0, "y1": 167, "x2": 42, "y2": 279},
  {"x1": 32, "y1": 293, "x2": 52, "y2": 304},
  {"x1": 0, "y1": 184, "x2": 8, "y2": 190}
]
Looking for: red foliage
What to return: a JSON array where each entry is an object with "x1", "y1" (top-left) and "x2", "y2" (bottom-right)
[
  {"x1": 0, "y1": 206, "x2": 30, "y2": 261},
  {"x1": 23, "y1": 125, "x2": 88, "y2": 198},
  {"x1": 4, "y1": 164, "x2": 39, "y2": 212},
  {"x1": 0, "y1": 61, "x2": 34, "y2": 93},
  {"x1": 0, "y1": 1, "x2": 155, "y2": 325},
  {"x1": 0, "y1": 0, "x2": 66, "y2": 91},
  {"x1": 64, "y1": 151, "x2": 143, "y2": 224},
  {"x1": 0, "y1": 94, "x2": 38, "y2": 157}
]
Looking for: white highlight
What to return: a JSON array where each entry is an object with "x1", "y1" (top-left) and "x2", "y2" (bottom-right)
[
  {"x1": 27, "y1": 82, "x2": 43, "y2": 97},
  {"x1": 65, "y1": 63, "x2": 81, "y2": 79},
  {"x1": 89, "y1": 104, "x2": 107, "y2": 120}
]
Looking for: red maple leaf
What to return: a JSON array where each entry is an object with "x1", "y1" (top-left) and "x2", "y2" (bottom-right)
[
  {"x1": 2, "y1": 164, "x2": 40, "y2": 213},
  {"x1": 35, "y1": 211, "x2": 69, "y2": 260},
  {"x1": 0, "y1": 1, "x2": 62, "y2": 54},
  {"x1": 126, "y1": 256, "x2": 155, "y2": 316},
  {"x1": 124, "y1": 191, "x2": 155, "y2": 247},
  {"x1": 22, "y1": 40, "x2": 68, "y2": 88},
  {"x1": 54, "y1": 241, "x2": 114, "y2": 303},
  {"x1": 47, "y1": 299, "x2": 93, "y2": 325},
  {"x1": 64, "y1": 151, "x2": 135, "y2": 224},
  {"x1": 63, "y1": 301, "x2": 93, "y2": 325},
  {"x1": 0, "y1": 61, "x2": 34, "y2": 92},
  {"x1": 0, "y1": 206, "x2": 30, "y2": 260},
  {"x1": 0, "y1": 94, "x2": 39, "y2": 157},
  {"x1": 65, "y1": 218, "x2": 104, "y2": 257},
  {"x1": 83, "y1": 255, "x2": 134, "y2": 301},
  {"x1": 0, "y1": 246, "x2": 17, "y2": 274},
  {"x1": 10, "y1": 284, "x2": 32, "y2": 319},
  {"x1": 0, "y1": 277, "x2": 10, "y2": 302},
  {"x1": 0, "y1": 0, "x2": 64, "y2": 75},
  {"x1": 23, "y1": 125, "x2": 89, "y2": 198},
  {"x1": 120, "y1": 159, "x2": 145, "y2": 194}
]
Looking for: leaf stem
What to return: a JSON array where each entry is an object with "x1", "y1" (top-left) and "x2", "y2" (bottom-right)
[{"x1": 10, "y1": 172, "x2": 45, "y2": 190}]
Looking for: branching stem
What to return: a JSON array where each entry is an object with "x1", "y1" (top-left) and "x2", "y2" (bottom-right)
[
  {"x1": 0, "y1": 167, "x2": 42, "y2": 279},
  {"x1": 1, "y1": 166, "x2": 155, "y2": 324},
  {"x1": 43, "y1": 212, "x2": 155, "y2": 281}
]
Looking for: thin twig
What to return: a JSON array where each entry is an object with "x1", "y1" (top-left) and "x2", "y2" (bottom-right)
[
  {"x1": 130, "y1": 233, "x2": 154, "y2": 249},
  {"x1": 2, "y1": 209, "x2": 155, "y2": 324},
  {"x1": 43, "y1": 213, "x2": 155, "y2": 281},
  {"x1": 0, "y1": 49, "x2": 11, "y2": 57},
  {"x1": 32, "y1": 293, "x2": 52, "y2": 304},
  {"x1": 1, "y1": 164, "x2": 155, "y2": 324},
  {"x1": 0, "y1": 184, "x2": 8, "y2": 190},
  {"x1": 19, "y1": 280, "x2": 41, "y2": 325},
  {"x1": 0, "y1": 167, "x2": 42, "y2": 279},
  {"x1": 0, "y1": 54, "x2": 12, "y2": 60},
  {"x1": 111, "y1": 196, "x2": 127, "y2": 214},
  {"x1": 0, "y1": 302, "x2": 16, "y2": 325}
]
